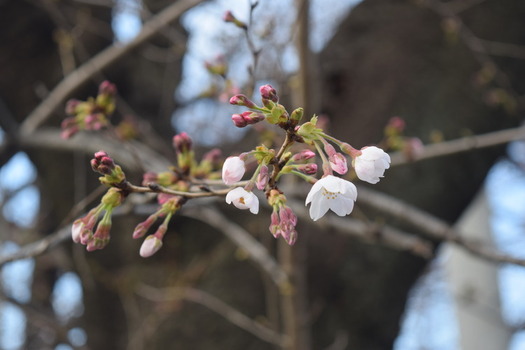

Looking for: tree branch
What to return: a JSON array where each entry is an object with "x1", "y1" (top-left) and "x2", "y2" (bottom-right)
[
  {"x1": 357, "y1": 186, "x2": 525, "y2": 267},
  {"x1": 19, "y1": 0, "x2": 207, "y2": 136},
  {"x1": 390, "y1": 124, "x2": 525, "y2": 167}
]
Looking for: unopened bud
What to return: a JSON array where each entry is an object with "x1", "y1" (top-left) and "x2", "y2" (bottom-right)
[
  {"x1": 232, "y1": 113, "x2": 248, "y2": 128},
  {"x1": 290, "y1": 107, "x2": 303, "y2": 126},
  {"x1": 173, "y1": 132, "x2": 193, "y2": 153},
  {"x1": 139, "y1": 235, "x2": 163, "y2": 258},
  {"x1": 229, "y1": 94, "x2": 255, "y2": 108},
  {"x1": 223, "y1": 10, "x2": 247, "y2": 29},
  {"x1": 292, "y1": 150, "x2": 315, "y2": 162},
  {"x1": 297, "y1": 163, "x2": 317, "y2": 175},
  {"x1": 260, "y1": 84, "x2": 278, "y2": 102},
  {"x1": 98, "y1": 81, "x2": 117, "y2": 96}
]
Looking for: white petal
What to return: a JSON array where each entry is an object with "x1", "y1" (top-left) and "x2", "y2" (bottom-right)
[
  {"x1": 305, "y1": 179, "x2": 324, "y2": 205},
  {"x1": 329, "y1": 197, "x2": 355, "y2": 216},
  {"x1": 309, "y1": 194, "x2": 329, "y2": 221}
]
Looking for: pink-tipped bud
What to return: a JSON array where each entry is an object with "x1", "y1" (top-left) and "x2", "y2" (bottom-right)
[
  {"x1": 292, "y1": 150, "x2": 315, "y2": 162},
  {"x1": 142, "y1": 172, "x2": 158, "y2": 186},
  {"x1": 72, "y1": 219, "x2": 85, "y2": 243},
  {"x1": 232, "y1": 113, "x2": 248, "y2": 128},
  {"x1": 229, "y1": 94, "x2": 255, "y2": 108},
  {"x1": 223, "y1": 10, "x2": 247, "y2": 29},
  {"x1": 256, "y1": 165, "x2": 269, "y2": 190},
  {"x1": 202, "y1": 148, "x2": 222, "y2": 166},
  {"x1": 388, "y1": 116, "x2": 406, "y2": 132},
  {"x1": 139, "y1": 235, "x2": 163, "y2": 258},
  {"x1": 173, "y1": 132, "x2": 193, "y2": 153},
  {"x1": 260, "y1": 84, "x2": 278, "y2": 103},
  {"x1": 65, "y1": 99, "x2": 81, "y2": 115},
  {"x1": 329, "y1": 153, "x2": 348, "y2": 175},
  {"x1": 98, "y1": 81, "x2": 117, "y2": 96},
  {"x1": 297, "y1": 163, "x2": 317, "y2": 175},
  {"x1": 133, "y1": 213, "x2": 159, "y2": 239}
]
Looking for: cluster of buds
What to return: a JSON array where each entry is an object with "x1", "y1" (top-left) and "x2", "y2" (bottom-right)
[
  {"x1": 61, "y1": 81, "x2": 117, "y2": 139},
  {"x1": 71, "y1": 187, "x2": 124, "y2": 251},
  {"x1": 70, "y1": 131, "x2": 227, "y2": 257},
  {"x1": 222, "y1": 85, "x2": 391, "y2": 243},
  {"x1": 91, "y1": 151, "x2": 126, "y2": 185}
]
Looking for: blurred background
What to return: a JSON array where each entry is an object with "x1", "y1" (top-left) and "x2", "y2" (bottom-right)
[{"x1": 0, "y1": 0, "x2": 525, "y2": 349}]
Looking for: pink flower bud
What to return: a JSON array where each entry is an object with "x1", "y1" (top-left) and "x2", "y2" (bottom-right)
[
  {"x1": 142, "y1": 172, "x2": 158, "y2": 186},
  {"x1": 232, "y1": 113, "x2": 248, "y2": 128},
  {"x1": 260, "y1": 84, "x2": 278, "y2": 102},
  {"x1": 71, "y1": 219, "x2": 85, "y2": 243},
  {"x1": 388, "y1": 116, "x2": 406, "y2": 132},
  {"x1": 222, "y1": 156, "x2": 246, "y2": 185},
  {"x1": 297, "y1": 163, "x2": 317, "y2": 175},
  {"x1": 173, "y1": 132, "x2": 193, "y2": 153},
  {"x1": 202, "y1": 148, "x2": 222, "y2": 165},
  {"x1": 292, "y1": 150, "x2": 315, "y2": 162},
  {"x1": 139, "y1": 235, "x2": 163, "y2": 258},
  {"x1": 229, "y1": 94, "x2": 255, "y2": 108},
  {"x1": 65, "y1": 99, "x2": 80, "y2": 115},
  {"x1": 256, "y1": 165, "x2": 269, "y2": 190},
  {"x1": 329, "y1": 153, "x2": 348, "y2": 175},
  {"x1": 98, "y1": 80, "x2": 117, "y2": 96}
]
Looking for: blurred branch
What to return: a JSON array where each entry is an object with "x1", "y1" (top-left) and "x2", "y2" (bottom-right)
[
  {"x1": 183, "y1": 206, "x2": 291, "y2": 289},
  {"x1": 19, "y1": 0, "x2": 207, "y2": 136},
  {"x1": 135, "y1": 284, "x2": 287, "y2": 347},
  {"x1": 390, "y1": 124, "x2": 525, "y2": 166},
  {"x1": 288, "y1": 199, "x2": 434, "y2": 259},
  {"x1": 19, "y1": 128, "x2": 171, "y2": 172},
  {"x1": 357, "y1": 186, "x2": 525, "y2": 267}
]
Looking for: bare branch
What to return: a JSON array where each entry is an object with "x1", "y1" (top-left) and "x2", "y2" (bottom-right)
[
  {"x1": 357, "y1": 186, "x2": 525, "y2": 267},
  {"x1": 135, "y1": 284, "x2": 287, "y2": 347},
  {"x1": 390, "y1": 124, "x2": 525, "y2": 167},
  {"x1": 19, "y1": 0, "x2": 207, "y2": 136},
  {"x1": 288, "y1": 199, "x2": 434, "y2": 259}
]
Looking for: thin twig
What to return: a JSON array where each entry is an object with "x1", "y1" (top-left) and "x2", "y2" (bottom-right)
[
  {"x1": 20, "y1": 0, "x2": 207, "y2": 136},
  {"x1": 135, "y1": 284, "x2": 287, "y2": 347},
  {"x1": 390, "y1": 124, "x2": 525, "y2": 167}
]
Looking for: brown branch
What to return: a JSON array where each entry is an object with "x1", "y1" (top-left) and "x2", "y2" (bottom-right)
[
  {"x1": 287, "y1": 199, "x2": 434, "y2": 259},
  {"x1": 390, "y1": 124, "x2": 525, "y2": 167},
  {"x1": 357, "y1": 186, "x2": 525, "y2": 267},
  {"x1": 19, "y1": 0, "x2": 207, "y2": 136},
  {"x1": 135, "y1": 284, "x2": 287, "y2": 347}
]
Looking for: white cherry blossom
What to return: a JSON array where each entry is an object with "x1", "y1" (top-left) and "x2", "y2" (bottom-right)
[
  {"x1": 354, "y1": 146, "x2": 391, "y2": 184},
  {"x1": 226, "y1": 187, "x2": 259, "y2": 214},
  {"x1": 222, "y1": 156, "x2": 246, "y2": 185},
  {"x1": 305, "y1": 175, "x2": 357, "y2": 221}
]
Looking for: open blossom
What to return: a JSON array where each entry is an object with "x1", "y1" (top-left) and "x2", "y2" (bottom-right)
[
  {"x1": 305, "y1": 175, "x2": 357, "y2": 221},
  {"x1": 226, "y1": 187, "x2": 259, "y2": 214},
  {"x1": 222, "y1": 156, "x2": 245, "y2": 185},
  {"x1": 354, "y1": 146, "x2": 391, "y2": 184}
]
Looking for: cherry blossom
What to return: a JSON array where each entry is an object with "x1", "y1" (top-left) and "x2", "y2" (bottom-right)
[
  {"x1": 226, "y1": 187, "x2": 259, "y2": 214},
  {"x1": 354, "y1": 146, "x2": 391, "y2": 184},
  {"x1": 222, "y1": 156, "x2": 246, "y2": 185},
  {"x1": 305, "y1": 175, "x2": 357, "y2": 221}
]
